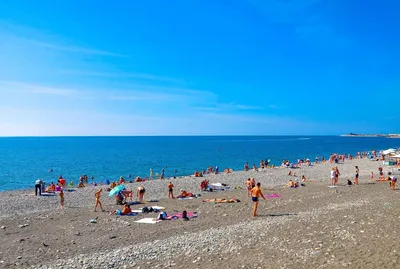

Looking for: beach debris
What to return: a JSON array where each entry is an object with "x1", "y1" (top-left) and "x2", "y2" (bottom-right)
[
  {"x1": 109, "y1": 235, "x2": 117, "y2": 239},
  {"x1": 89, "y1": 217, "x2": 98, "y2": 223},
  {"x1": 18, "y1": 224, "x2": 29, "y2": 228},
  {"x1": 42, "y1": 242, "x2": 49, "y2": 247},
  {"x1": 17, "y1": 256, "x2": 22, "y2": 260},
  {"x1": 74, "y1": 232, "x2": 81, "y2": 236}
]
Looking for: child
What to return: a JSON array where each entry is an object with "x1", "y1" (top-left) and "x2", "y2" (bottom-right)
[
  {"x1": 370, "y1": 171, "x2": 374, "y2": 182},
  {"x1": 94, "y1": 189, "x2": 105, "y2": 212},
  {"x1": 59, "y1": 189, "x2": 64, "y2": 209}
]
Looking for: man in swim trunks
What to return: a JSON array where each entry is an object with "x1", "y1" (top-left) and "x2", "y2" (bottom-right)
[
  {"x1": 137, "y1": 186, "x2": 145, "y2": 202},
  {"x1": 168, "y1": 182, "x2": 174, "y2": 199},
  {"x1": 251, "y1": 182, "x2": 266, "y2": 217},
  {"x1": 94, "y1": 189, "x2": 105, "y2": 212}
]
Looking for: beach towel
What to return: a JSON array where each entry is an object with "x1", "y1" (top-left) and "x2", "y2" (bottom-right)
[
  {"x1": 266, "y1": 193, "x2": 281, "y2": 199},
  {"x1": 165, "y1": 212, "x2": 198, "y2": 220},
  {"x1": 122, "y1": 212, "x2": 138, "y2": 216},
  {"x1": 134, "y1": 218, "x2": 161, "y2": 224},
  {"x1": 132, "y1": 210, "x2": 142, "y2": 213},
  {"x1": 202, "y1": 198, "x2": 240, "y2": 203},
  {"x1": 328, "y1": 186, "x2": 338, "y2": 188}
]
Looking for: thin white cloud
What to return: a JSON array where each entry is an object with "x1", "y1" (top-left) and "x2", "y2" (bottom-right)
[
  {"x1": 0, "y1": 33, "x2": 128, "y2": 58},
  {"x1": 60, "y1": 70, "x2": 182, "y2": 83},
  {"x1": 0, "y1": 80, "x2": 79, "y2": 96}
]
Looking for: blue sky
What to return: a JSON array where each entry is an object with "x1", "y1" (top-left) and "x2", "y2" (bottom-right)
[{"x1": 0, "y1": 0, "x2": 399, "y2": 136}]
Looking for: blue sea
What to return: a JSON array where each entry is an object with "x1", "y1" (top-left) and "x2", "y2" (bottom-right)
[{"x1": 0, "y1": 136, "x2": 398, "y2": 191}]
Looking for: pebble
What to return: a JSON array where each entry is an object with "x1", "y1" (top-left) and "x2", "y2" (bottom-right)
[{"x1": 1, "y1": 226, "x2": 6, "y2": 229}]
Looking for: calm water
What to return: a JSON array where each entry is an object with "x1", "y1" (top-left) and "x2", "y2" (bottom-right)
[{"x1": 0, "y1": 136, "x2": 398, "y2": 191}]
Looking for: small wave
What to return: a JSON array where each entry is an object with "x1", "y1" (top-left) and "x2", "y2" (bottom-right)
[{"x1": 298, "y1": 138, "x2": 311, "y2": 140}]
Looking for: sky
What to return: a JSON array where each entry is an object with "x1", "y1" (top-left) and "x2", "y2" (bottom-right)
[{"x1": 0, "y1": 0, "x2": 399, "y2": 136}]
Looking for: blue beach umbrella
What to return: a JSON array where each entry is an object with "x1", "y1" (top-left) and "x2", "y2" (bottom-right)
[{"x1": 108, "y1": 184, "x2": 126, "y2": 196}]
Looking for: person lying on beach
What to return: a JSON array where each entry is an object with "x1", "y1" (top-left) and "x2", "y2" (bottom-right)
[
  {"x1": 178, "y1": 189, "x2": 195, "y2": 198},
  {"x1": 109, "y1": 204, "x2": 132, "y2": 216}
]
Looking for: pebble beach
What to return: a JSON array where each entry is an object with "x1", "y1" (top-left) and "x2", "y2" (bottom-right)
[{"x1": 0, "y1": 158, "x2": 399, "y2": 268}]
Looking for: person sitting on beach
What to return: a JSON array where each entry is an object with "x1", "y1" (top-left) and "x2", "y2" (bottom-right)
[
  {"x1": 194, "y1": 170, "x2": 200, "y2": 177},
  {"x1": 55, "y1": 183, "x2": 62, "y2": 192},
  {"x1": 301, "y1": 175, "x2": 308, "y2": 182},
  {"x1": 179, "y1": 189, "x2": 188, "y2": 197},
  {"x1": 137, "y1": 186, "x2": 145, "y2": 202},
  {"x1": 110, "y1": 204, "x2": 132, "y2": 215},
  {"x1": 253, "y1": 164, "x2": 257, "y2": 171},
  {"x1": 135, "y1": 176, "x2": 143, "y2": 182},
  {"x1": 286, "y1": 179, "x2": 295, "y2": 188},
  {"x1": 119, "y1": 176, "x2": 126, "y2": 184},
  {"x1": 260, "y1": 160, "x2": 264, "y2": 169},
  {"x1": 78, "y1": 181, "x2": 85, "y2": 188},
  {"x1": 288, "y1": 171, "x2": 296, "y2": 176},
  {"x1": 47, "y1": 182, "x2": 56, "y2": 192},
  {"x1": 390, "y1": 177, "x2": 397, "y2": 190}
]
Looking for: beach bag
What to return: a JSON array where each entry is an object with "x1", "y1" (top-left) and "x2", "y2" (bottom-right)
[
  {"x1": 142, "y1": 207, "x2": 150, "y2": 213},
  {"x1": 157, "y1": 211, "x2": 167, "y2": 220}
]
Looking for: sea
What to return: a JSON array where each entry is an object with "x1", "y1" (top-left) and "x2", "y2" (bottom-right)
[{"x1": 0, "y1": 136, "x2": 399, "y2": 191}]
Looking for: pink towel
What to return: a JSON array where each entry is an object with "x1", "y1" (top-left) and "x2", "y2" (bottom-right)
[{"x1": 266, "y1": 193, "x2": 281, "y2": 199}]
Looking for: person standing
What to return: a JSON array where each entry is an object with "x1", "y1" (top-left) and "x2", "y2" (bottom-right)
[
  {"x1": 59, "y1": 189, "x2": 64, "y2": 209},
  {"x1": 94, "y1": 189, "x2": 105, "y2": 212},
  {"x1": 149, "y1": 168, "x2": 153, "y2": 180},
  {"x1": 354, "y1": 166, "x2": 360, "y2": 185},
  {"x1": 35, "y1": 178, "x2": 43, "y2": 196},
  {"x1": 137, "y1": 186, "x2": 146, "y2": 202},
  {"x1": 160, "y1": 168, "x2": 165, "y2": 179},
  {"x1": 168, "y1": 182, "x2": 174, "y2": 199},
  {"x1": 251, "y1": 182, "x2": 266, "y2": 217}
]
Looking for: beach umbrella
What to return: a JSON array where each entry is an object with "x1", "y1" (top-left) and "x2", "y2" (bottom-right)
[{"x1": 108, "y1": 184, "x2": 126, "y2": 196}]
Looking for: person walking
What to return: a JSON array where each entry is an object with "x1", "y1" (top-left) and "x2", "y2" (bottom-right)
[
  {"x1": 94, "y1": 189, "x2": 105, "y2": 212},
  {"x1": 35, "y1": 178, "x2": 43, "y2": 196},
  {"x1": 251, "y1": 182, "x2": 266, "y2": 217}
]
